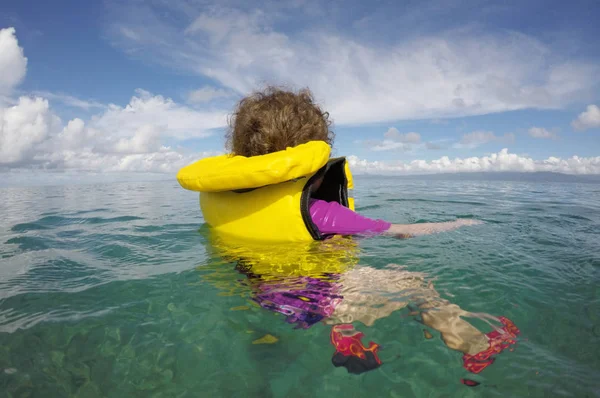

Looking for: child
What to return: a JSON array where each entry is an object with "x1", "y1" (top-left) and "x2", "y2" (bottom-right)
[
  {"x1": 197, "y1": 86, "x2": 519, "y2": 374},
  {"x1": 225, "y1": 86, "x2": 483, "y2": 240}
]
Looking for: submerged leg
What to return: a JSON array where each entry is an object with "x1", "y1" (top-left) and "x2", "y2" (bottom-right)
[
  {"x1": 419, "y1": 303, "x2": 490, "y2": 354},
  {"x1": 417, "y1": 299, "x2": 520, "y2": 373}
]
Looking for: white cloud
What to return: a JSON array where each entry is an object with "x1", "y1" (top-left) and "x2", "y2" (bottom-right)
[
  {"x1": 455, "y1": 130, "x2": 515, "y2": 149},
  {"x1": 571, "y1": 104, "x2": 600, "y2": 131},
  {"x1": 108, "y1": 7, "x2": 600, "y2": 125},
  {"x1": 0, "y1": 28, "x2": 27, "y2": 97},
  {"x1": 348, "y1": 149, "x2": 600, "y2": 175},
  {"x1": 187, "y1": 86, "x2": 232, "y2": 103},
  {"x1": 55, "y1": 118, "x2": 94, "y2": 150},
  {"x1": 90, "y1": 89, "x2": 227, "y2": 141},
  {"x1": 0, "y1": 90, "x2": 227, "y2": 170},
  {"x1": 370, "y1": 140, "x2": 411, "y2": 152},
  {"x1": 365, "y1": 128, "x2": 420, "y2": 151},
  {"x1": 33, "y1": 147, "x2": 221, "y2": 174},
  {"x1": 528, "y1": 127, "x2": 557, "y2": 139},
  {"x1": 384, "y1": 128, "x2": 421, "y2": 143},
  {"x1": 33, "y1": 91, "x2": 227, "y2": 169},
  {"x1": 113, "y1": 125, "x2": 162, "y2": 154},
  {"x1": 32, "y1": 91, "x2": 106, "y2": 110},
  {"x1": 367, "y1": 128, "x2": 514, "y2": 153},
  {"x1": 0, "y1": 96, "x2": 62, "y2": 165},
  {"x1": 120, "y1": 27, "x2": 141, "y2": 41}
]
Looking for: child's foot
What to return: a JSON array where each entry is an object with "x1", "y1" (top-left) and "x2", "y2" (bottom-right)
[
  {"x1": 462, "y1": 316, "x2": 520, "y2": 374},
  {"x1": 330, "y1": 324, "x2": 382, "y2": 374}
]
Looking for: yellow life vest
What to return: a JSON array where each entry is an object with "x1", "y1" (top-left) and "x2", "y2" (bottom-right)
[{"x1": 176, "y1": 141, "x2": 355, "y2": 242}]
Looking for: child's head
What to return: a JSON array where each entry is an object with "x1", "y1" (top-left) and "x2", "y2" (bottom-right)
[{"x1": 226, "y1": 86, "x2": 334, "y2": 157}]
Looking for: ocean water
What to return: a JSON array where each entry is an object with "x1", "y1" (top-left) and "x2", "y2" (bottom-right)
[{"x1": 0, "y1": 176, "x2": 599, "y2": 398}]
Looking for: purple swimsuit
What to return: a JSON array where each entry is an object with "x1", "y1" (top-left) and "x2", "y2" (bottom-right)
[{"x1": 309, "y1": 199, "x2": 391, "y2": 236}]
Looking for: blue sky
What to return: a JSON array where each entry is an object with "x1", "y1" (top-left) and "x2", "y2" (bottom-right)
[{"x1": 1, "y1": 0, "x2": 599, "y2": 181}]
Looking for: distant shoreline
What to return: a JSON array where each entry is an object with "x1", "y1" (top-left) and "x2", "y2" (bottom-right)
[
  {"x1": 353, "y1": 171, "x2": 600, "y2": 183},
  {"x1": 1, "y1": 170, "x2": 600, "y2": 189}
]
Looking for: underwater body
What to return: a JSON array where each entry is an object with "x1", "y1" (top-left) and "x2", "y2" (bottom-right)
[{"x1": 0, "y1": 176, "x2": 598, "y2": 397}]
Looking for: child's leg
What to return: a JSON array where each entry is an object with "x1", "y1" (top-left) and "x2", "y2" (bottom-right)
[
  {"x1": 324, "y1": 265, "x2": 421, "y2": 326},
  {"x1": 417, "y1": 301, "x2": 490, "y2": 354},
  {"x1": 337, "y1": 264, "x2": 505, "y2": 356},
  {"x1": 324, "y1": 264, "x2": 519, "y2": 374},
  {"x1": 413, "y1": 286, "x2": 520, "y2": 373}
]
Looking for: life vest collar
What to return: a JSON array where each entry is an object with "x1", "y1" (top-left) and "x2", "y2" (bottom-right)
[{"x1": 176, "y1": 141, "x2": 331, "y2": 193}]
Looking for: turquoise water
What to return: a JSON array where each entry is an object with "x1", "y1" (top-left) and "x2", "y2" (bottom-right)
[{"x1": 0, "y1": 177, "x2": 599, "y2": 397}]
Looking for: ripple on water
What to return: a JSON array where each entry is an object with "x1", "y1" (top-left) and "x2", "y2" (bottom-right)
[
  {"x1": 386, "y1": 198, "x2": 487, "y2": 206},
  {"x1": 11, "y1": 215, "x2": 144, "y2": 232},
  {"x1": 355, "y1": 204, "x2": 381, "y2": 211}
]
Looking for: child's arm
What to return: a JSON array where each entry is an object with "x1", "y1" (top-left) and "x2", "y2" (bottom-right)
[
  {"x1": 310, "y1": 199, "x2": 482, "y2": 238},
  {"x1": 383, "y1": 219, "x2": 483, "y2": 238},
  {"x1": 309, "y1": 199, "x2": 391, "y2": 235}
]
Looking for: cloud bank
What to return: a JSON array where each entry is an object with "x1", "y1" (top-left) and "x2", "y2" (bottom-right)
[
  {"x1": 348, "y1": 149, "x2": 600, "y2": 175},
  {"x1": 0, "y1": 27, "x2": 227, "y2": 173},
  {"x1": 107, "y1": 3, "x2": 600, "y2": 125}
]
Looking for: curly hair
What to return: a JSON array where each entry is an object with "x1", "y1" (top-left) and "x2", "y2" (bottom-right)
[{"x1": 225, "y1": 86, "x2": 334, "y2": 157}]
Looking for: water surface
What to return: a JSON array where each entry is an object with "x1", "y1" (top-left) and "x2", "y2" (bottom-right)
[{"x1": 1, "y1": 177, "x2": 599, "y2": 397}]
